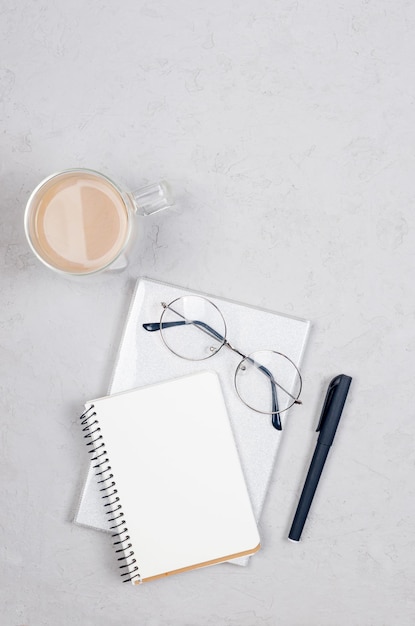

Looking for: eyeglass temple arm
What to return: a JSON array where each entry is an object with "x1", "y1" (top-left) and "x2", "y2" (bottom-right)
[
  {"x1": 143, "y1": 320, "x2": 224, "y2": 342},
  {"x1": 257, "y1": 364, "x2": 281, "y2": 431}
]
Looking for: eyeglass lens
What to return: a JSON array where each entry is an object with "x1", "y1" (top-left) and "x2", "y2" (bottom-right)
[
  {"x1": 235, "y1": 350, "x2": 302, "y2": 415},
  {"x1": 160, "y1": 296, "x2": 226, "y2": 361}
]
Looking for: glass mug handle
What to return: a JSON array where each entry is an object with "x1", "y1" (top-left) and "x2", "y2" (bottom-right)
[{"x1": 129, "y1": 180, "x2": 173, "y2": 216}]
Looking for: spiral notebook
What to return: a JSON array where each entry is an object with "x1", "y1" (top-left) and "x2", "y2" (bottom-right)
[
  {"x1": 75, "y1": 277, "x2": 311, "y2": 565},
  {"x1": 80, "y1": 371, "x2": 260, "y2": 584}
]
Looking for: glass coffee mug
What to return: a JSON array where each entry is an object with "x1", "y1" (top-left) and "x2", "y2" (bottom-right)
[{"x1": 24, "y1": 168, "x2": 173, "y2": 275}]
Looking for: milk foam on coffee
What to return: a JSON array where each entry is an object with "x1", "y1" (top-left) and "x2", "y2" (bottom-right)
[{"x1": 28, "y1": 172, "x2": 130, "y2": 273}]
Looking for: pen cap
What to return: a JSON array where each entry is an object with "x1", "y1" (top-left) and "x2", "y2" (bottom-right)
[{"x1": 316, "y1": 375, "x2": 352, "y2": 446}]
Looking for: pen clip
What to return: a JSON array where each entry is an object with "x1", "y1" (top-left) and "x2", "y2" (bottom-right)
[{"x1": 316, "y1": 375, "x2": 342, "y2": 432}]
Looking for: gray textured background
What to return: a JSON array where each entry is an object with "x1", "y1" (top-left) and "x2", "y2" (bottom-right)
[{"x1": 1, "y1": 1, "x2": 414, "y2": 625}]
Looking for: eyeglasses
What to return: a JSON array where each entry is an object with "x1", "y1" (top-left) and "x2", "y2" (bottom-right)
[{"x1": 143, "y1": 295, "x2": 302, "y2": 430}]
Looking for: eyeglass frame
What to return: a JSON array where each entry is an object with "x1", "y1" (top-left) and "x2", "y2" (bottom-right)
[{"x1": 143, "y1": 296, "x2": 303, "y2": 431}]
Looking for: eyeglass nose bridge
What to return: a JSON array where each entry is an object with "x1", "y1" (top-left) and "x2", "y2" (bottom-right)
[{"x1": 223, "y1": 339, "x2": 247, "y2": 360}]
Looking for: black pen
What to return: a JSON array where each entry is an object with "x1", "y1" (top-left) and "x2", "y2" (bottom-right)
[{"x1": 288, "y1": 374, "x2": 352, "y2": 542}]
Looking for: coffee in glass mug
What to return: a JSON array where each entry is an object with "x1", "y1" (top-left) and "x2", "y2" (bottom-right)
[{"x1": 24, "y1": 169, "x2": 173, "y2": 275}]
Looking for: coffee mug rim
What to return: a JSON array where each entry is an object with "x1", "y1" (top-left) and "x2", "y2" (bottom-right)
[{"x1": 24, "y1": 168, "x2": 134, "y2": 276}]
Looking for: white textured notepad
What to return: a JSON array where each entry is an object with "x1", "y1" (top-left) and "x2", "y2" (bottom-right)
[
  {"x1": 75, "y1": 278, "x2": 311, "y2": 564},
  {"x1": 81, "y1": 372, "x2": 260, "y2": 584}
]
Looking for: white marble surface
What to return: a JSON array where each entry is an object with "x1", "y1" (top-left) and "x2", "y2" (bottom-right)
[{"x1": 1, "y1": 1, "x2": 414, "y2": 624}]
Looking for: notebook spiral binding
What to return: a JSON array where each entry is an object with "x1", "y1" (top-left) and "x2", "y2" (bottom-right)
[{"x1": 79, "y1": 405, "x2": 141, "y2": 584}]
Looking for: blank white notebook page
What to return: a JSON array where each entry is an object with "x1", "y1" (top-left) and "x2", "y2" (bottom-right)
[{"x1": 89, "y1": 371, "x2": 260, "y2": 582}]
